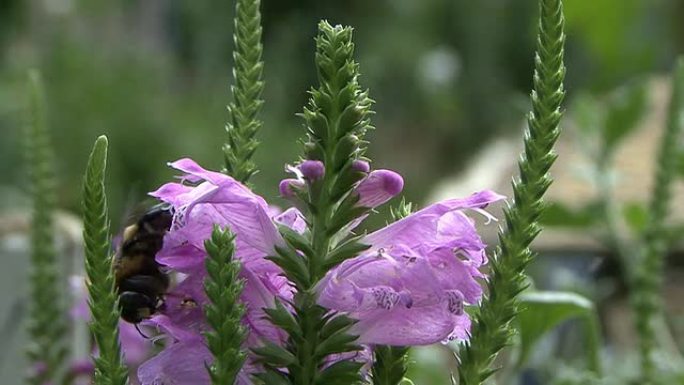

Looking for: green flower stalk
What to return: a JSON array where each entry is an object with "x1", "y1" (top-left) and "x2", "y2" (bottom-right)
[
  {"x1": 24, "y1": 70, "x2": 69, "y2": 385},
  {"x1": 203, "y1": 226, "x2": 247, "y2": 385},
  {"x1": 222, "y1": 0, "x2": 265, "y2": 183},
  {"x1": 456, "y1": 0, "x2": 565, "y2": 383},
  {"x1": 632, "y1": 58, "x2": 684, "y2": 380},
  {"x1": 255, "y1": 21, "x2": 373, "y2": 384},
  {"x1": 82, "y1": 135, "x2": 128, "y2": 385}
]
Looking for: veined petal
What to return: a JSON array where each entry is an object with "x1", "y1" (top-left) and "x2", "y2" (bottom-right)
[
  {"x1": 364, "y1": 190, "x2": 503, "y2": 256},
  {"x1": 353, "y1": 305, "x2": 460, "y2": 345},
  {"x1": 137, "y1": 337, "x2": 211, "y2": 385}
]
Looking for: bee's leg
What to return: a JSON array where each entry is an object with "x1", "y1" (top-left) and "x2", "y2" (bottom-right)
[
  {"x1": 118, "y1": 275, "x2": 168, "y2": 298},
  {"x1": 119, "y1": 291, "x2": 156, "y2": 324}
]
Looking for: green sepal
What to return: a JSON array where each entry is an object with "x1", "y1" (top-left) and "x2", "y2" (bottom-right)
[
  {"x1": 263, "y1": 301, "x2": 303, "y2": 340},
  {"x1": 253, "y1": 367, "x2": 292, "y2": 385},
  {"x1": 327, "y1": 205, "x2": 368, "y2": 237},
  {"x1": 315, "y1": 360, "x2": 365, "y2": 385},
  {"x1": 371, "y1": 346, "x2": 410, "y2": 385},
  {"x1": 323, "y1": 237, "x2": 371, "y2": 273},
  {"x1": 314, "y1": 327, "x2": 360, "y2": 358},
  {"x1": 252, "y1": 341, "x2": 297, "y2": 367},
  {"x1": 269, "y1": 246, "x2": 311, "y2": 288},
  {"x1": 279, "y1": 224, "x2": 315, "y2": 259}
]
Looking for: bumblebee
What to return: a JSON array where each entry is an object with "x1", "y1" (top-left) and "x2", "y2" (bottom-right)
[{"x1": 114, "y1": 204, "x2": 173, "y2": 323}]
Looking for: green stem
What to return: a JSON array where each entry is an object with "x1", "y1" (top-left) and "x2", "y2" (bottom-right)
[
  {"x1": 24, "y1": 70, "x2": 69, "y2": 385},
  {"x1": 456, "y1": 0, "x2": 566, "y2": 383},
  {"x1": 82, "y1": 136, "x2": 128, "y2": 385},
  {"x1": 631, "y1": 58, "x2": 684, "y2": 381},
  {"x1": 222, "y1": 0, "x2": 265, "y2": 184}
]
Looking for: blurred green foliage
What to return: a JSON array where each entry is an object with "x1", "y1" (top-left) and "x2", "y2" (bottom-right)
[{"x1": 2, "y1": 0, "x2": 682, "y2": 227}]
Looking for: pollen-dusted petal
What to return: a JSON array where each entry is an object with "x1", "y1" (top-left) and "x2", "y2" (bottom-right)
[
  {"x1": 355, "y1": 169, "x2": 404, "y2": 208},
  {"x1": 299, "y1": 160, "x2": 325, "y2": 180}
]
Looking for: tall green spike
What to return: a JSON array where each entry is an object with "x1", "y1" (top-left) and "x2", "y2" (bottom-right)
[
  {"x1": 222, "y1": 0, "x2": 265, "y2": 184},
  {"x1": 631, "y1": 58, "x2": 684, "y2": 380},
  {"x1": 456, "y1": 0, "x2": 566, "y2": 383},
  {"x1": 24, "y1": 70, "x2": 70, "y2": 385},
  {"x1": 82, "y1": 136, "x2": 128, "y2": 385}
]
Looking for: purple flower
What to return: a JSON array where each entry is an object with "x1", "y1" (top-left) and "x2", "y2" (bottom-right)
[
  {"x1": 317, "y1": 190, "x2": 504, "y2": 345},
  {"x1": 354, "y1": 169, "x2": 404, "y2": 208},
  {"x1": 139, "y1": 158, "x2": 294, "y2": 384}
]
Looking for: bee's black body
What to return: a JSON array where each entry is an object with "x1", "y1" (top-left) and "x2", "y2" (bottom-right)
[{"x1": 114, "y1": 204, "x2": 173, "y2": 323}]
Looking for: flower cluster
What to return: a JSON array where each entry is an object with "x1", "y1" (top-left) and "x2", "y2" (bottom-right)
[{"x1": 136, "y1": 158, "x2": 502, "y2": 384}]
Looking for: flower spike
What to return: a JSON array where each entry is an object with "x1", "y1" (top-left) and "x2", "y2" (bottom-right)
[
  {"x1": 203, "y1": 226, "x2": 247, "y2": 385},
  {"x1": 456, "y1": 0, "x2": 566, "y2": 383},
  {"x1": 223, "y1": 0, "x2": 265, "y2": 184},
  {"x1": 24, "y1": 70, "x2": 70, "y2": 385},
  {"x1": 631, "y1": 58, "x2": 684, "y2": 379},
  {"x1": 82, "y1": 136, "x2": 129, "y2": 385}
]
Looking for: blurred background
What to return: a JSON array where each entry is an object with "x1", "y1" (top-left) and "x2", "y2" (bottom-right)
[{"x1": 1, "y1": 0, "x2": 684, "y2": 384}]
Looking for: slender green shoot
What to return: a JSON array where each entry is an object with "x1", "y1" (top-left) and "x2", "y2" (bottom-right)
[
  {"x1": 82, "y1": 136, "x2": 128, "y2": 385},
  {"x1": 222, "y1": 0, "x2": 265, "y2": 184},
  {"x1": 203, "y1": 226, "x2": 247, "y2": 384},
  {"x1": 456, "y1": 0, "x2": 566, "y2": 383},
  {"x1": 24, "y1": 70, "x2": 69, "y2": 385},
  {"x1": 631, "y1": 58, "x2": 684, "y2": 380}
]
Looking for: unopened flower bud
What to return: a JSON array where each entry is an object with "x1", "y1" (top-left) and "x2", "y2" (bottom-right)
[
  {"x1": 351, "y1": 160, "x2": 370, "y2": 173},
  {"x1": 299, "y1": 160, "x2": 325, "y2": 180},
  {"x1": 279, "y1": 178, "x2": 305, "y2": 198},
  {"x1": 355, "y1": 169, "x2": 404, "y2": 208}
]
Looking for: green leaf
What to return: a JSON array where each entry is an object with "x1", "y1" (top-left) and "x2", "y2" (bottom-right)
[
  {"x1": 540, "y1": 202, "x2": 600, "y2": 228},
  {"x1": 516, "y1": 291, "x2": 598, "y2": 370},
  {"x1": 603, "y1": 81, "x2": 647, "y2": 152}
]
